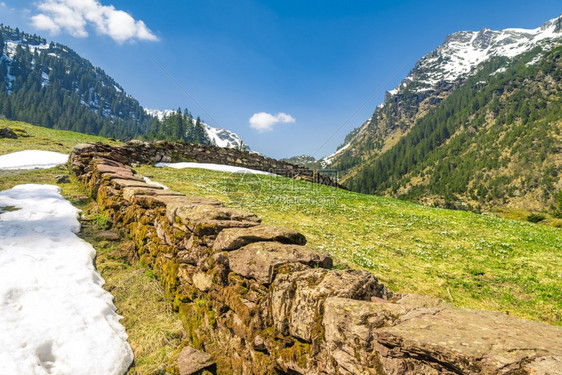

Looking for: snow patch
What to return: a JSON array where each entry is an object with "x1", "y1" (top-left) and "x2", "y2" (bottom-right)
[
  {"x1": 41, "y1": 71, "x2": 49, "y2": 87},
  {"x1": 0, "y1": 184, "x2": 133, "y2": 375},
  {"x1": 0, "y1": 150, "x2": 69, "y2": 170},
  {"x1": 322, "y1": 143, "x2": 351, "y2": 166},
  {"x1": 143, "y1": 176, "x2": 169, "y2": 190},
  {"x1": 144, "y1": 108, "x2": 176, "y2": 121},
  {"x1": 526, "y1": 54, "x2": 543, "y2": 66},
  {"x1": 156, "y1": 162, "x2": 274, "y2": 175},
  {"x1": 203, "y1": 123, "x2": 248, "y2": 150},
  {"x1": 491, "y1": 67, "x2": 507, "y2": 75}
]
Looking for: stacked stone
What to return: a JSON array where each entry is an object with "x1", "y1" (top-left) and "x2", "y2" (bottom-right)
[
  {"x1": 121, "y1": 140, "x2": 344, "y2": 189},
  {"x1": 70, "y1": 143, "x2": 562, "y2": 375}
]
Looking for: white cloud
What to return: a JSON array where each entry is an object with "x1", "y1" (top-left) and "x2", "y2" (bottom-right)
[
  {"x1": 31, "y1": 14, "x2": 61, "y2": 35},
  {"x1": 31, "y1": 0, "x2": 158, "y2": 43},
  {"x1": 249, "y1": 112, "x2": 296, "y2": 133}
]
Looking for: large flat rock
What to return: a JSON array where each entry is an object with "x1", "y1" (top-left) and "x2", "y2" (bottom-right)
[
  {"x1": 121, "y1": 186, "x2": 184, "y2": 202},
  {"x1": 213, "y1": 225, "x2": 307, "y2": 251},
  {"x1": 166, "y1": 198, "x2": 224, "y2": 223},
  {"x1": 228, "y1": 242, "x2": 332, "y2": 285},
  {"x1": 174, "y1": 204, "x2": 260, "y2": 234},
  {"x1": 111, "y1": 178, "x2": 160, "y2": 189},
  {"x1": 322, "y1": 295, "x2": 562, "y2": 375}
]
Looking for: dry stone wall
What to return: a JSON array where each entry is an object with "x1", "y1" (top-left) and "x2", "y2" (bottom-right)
[
  {"x1": 70, "y1": 142, "x2": 562, "y2": 375},
  {"x1": 112, "y1": 140, "x2": 343, "y2": 189}
]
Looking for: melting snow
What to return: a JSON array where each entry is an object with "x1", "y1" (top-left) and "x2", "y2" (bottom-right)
[
  {"x1": 41, "y1": 72, "x2": 49, "y2": 87},
  {"x1": 526, "y1": 54, "x2": 543, "y2": 66},
  {"x1": 4, "y1": 41, "x2": 49, "y2": 59},
  {"x1": 491, "y1": 67, "x2": 507, "y2": 75},
  {"x1": 143, "y1": 176, "x2": 169, "y2": 190},
  {"x1": 0, "y1": 151, "x2": 69, "y2": 170},
  {"x1": 156, "y1": 162, "x2": 274, "y2": 175},
  {"x1": 143, "y1": 108, "x2": 176, "y2": 121},
  {"x1": 0, "y1": 184, "x2": 133, "y2": 374},
  {"x1": 322, "y1": 143, "x2": 351, "y2": 166}
]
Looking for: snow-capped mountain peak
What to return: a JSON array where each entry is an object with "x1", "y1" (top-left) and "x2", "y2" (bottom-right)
[
  {"x1": 390, "y1": 15, "x2": 562, "y2": 95},
  {"x1": 144, "y1": 108, "x2": 251, "y2": 151},
  {"x1": 203, "y1": 123, "x2": 249, "y2": 150}
]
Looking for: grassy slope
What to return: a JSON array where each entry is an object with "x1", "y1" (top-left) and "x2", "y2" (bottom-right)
[
  {"x1": 0, "y1": 119, "x2": 121, "y2": 155},
  {"x1": 0, "y1": 121, "x2": 184, "y2": 374},
  {"x1": 137, "y1": 165, "x2": 562, "y2": 325}
]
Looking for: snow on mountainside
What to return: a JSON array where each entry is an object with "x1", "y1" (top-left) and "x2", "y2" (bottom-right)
[
  {"x1": 203, "y1": 124, "x2": 249, "y2": 150},
  {"x1": 144, "y1": 109, "x2": 176, "y2": 120},
  {"x1": 389, "y1": 15, "x2": 562, "y2": 95},
  {"x1": 144, "y1": 109, "x2": 250, "y2": 151},
  {"x1": 322, "y1": 143, "x2": 351, "y2": 166}
]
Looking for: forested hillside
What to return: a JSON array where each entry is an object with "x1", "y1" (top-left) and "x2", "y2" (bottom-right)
[
  {"x1": 0, "y1": 25, "x2": 248, "y2": 149},
  {"x1": 0, "y1": 25, "x2": 154, "y2": 138},
  {"x1": 326, "y1": 16, "x2": 562, "y2": 213},
  {"x1": 346, "y1": 46, "x2": 561, "y2": 212}
]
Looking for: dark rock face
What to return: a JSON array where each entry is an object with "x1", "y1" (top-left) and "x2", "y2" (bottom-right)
[
  {"x1": 0, "y1": 127, "x2": 17, "y2": 139},
  {"x1": 69, "y1": 142, "x2": 562, "y2": 375},
  {"x1": 55, "y1": 174, "x2": 70, "y2": 183}
]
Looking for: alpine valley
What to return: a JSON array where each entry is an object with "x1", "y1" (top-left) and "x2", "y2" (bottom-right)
[
  {"x1": 321, "y1": 15, "x2": 562, "y2": 214},
  {"x1": 0, "y1": 25, "x2": 249, "y2": 150}
]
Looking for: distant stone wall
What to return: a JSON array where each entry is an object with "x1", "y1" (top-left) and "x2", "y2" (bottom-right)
[
  {"x1": 114, "y1": 140, "x2": 344, "y2": 189},
  {"x1": 70, "y1": 142, "x2": 562, "y2": 375}
]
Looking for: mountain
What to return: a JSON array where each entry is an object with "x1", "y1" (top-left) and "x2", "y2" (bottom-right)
[
  {"x1": 0, "y1": 25, "x2": 250, "y2": 150},
  {"x1": 280, "y1": 155, "x2": 322, "y2": 169},
  {"x1": 145, "y1": 108, "x2": 250, "y2": 150},
  {"x1": 0, "y1": 25, "x2": 154, "y2": 138},
  {"x1": 329, "y1": 15, "x2": 562, "y2": 212}
]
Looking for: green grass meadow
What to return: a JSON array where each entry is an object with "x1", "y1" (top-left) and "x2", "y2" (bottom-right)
[{"x1": 0, "y1": 119, "x2": 121, "y2": 155}]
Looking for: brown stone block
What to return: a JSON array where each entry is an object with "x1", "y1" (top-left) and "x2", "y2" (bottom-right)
[
  {"x1": 213, "y1": 225, "x2": 307, "y2": 251},
  {"x1": 272, "y1": 269, "x2": 388, "y2": 342},
  {"x1": 228, "y1": 242, "x2": 332, "y2": 285}
]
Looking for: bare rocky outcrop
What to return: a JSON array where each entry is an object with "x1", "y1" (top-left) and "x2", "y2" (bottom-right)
[
  {"x1": 0, "y1": 126, "x2": 17, "y2": 139},
  {"x1": 69, "y1": 142, "x2": 562, "y2": 375}
]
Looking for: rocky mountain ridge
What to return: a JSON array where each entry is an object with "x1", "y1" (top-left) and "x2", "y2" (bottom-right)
[
  {"x1": 392, "y1": 15, "x2": 562, "y2": 94},
  {"x1": 326, "y1": 15, "x2": 562, "y2": 212}
]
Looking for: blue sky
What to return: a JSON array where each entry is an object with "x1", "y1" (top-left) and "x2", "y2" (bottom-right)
[{"x1": 1, "y1": 0, "x2": 560, "y2": 158}]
